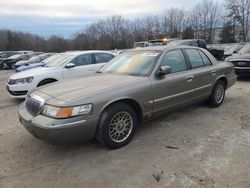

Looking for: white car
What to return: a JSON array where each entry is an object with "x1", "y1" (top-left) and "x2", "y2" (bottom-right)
[{"x1": 6, "y1": 50, "x2": 115, "y2": 98}]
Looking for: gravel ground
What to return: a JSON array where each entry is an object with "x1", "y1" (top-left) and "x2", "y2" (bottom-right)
[{"x1": 0, "y1": 71, "x2": 250, "y2": 188}]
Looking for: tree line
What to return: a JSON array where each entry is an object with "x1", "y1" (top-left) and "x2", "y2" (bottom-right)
[{"x1": 0, "y1": 0, "x2": 249, "y2": 52}]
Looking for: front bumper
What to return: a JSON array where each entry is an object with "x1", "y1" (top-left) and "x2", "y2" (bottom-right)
[
  {"x1": 234, "y1": 67, "x2": 250, "y2": 76},
  {"x1": 6, "y1": 83, "x2": 35, "y2": 98},
  {"x1": 18, "y1": 103, "x2": 99, "y2": 144}
]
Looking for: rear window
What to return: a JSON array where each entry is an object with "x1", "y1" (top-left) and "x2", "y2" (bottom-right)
[
  {"x1": 198, "y1": 50, "x2": 212, "y2": 66},
  {"x1": 185, "y1": 49, "x2": 204, "y2": 69}
]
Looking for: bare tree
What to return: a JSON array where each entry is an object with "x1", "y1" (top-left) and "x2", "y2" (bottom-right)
[
  {"x1": 226, "y1": 0, "x2": 250, "y2": 41},
  {"x1": 191, "y1": 0, "x2": 220, "y2": 43}
]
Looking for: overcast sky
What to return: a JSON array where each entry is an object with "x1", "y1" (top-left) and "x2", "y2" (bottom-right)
[{"x1": 0, "y1": 0, "x2": 214, "y2": 38}]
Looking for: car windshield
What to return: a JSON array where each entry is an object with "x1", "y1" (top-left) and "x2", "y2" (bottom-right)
[
  {"x1": 9, "y1": 54, "x2": 22, "y2": 59},
  {"x1": 28, "y1": 56, "x2": 39, "y2": 61},
  {"x1": 45, "y1": 54, "x2": 75, "y2": 67},
  {"x1": 238, "y1": 44, "x2": 250, "y2": 54},
  {"x1": 225, "y1": 45, "x2": 243, "y2": 54},
  {"x1": 98, "y1": 51, "x2": 161, "y2": 76},
  {"x1": 42, "y1": 54, "x2": 60, "y2": 64}
]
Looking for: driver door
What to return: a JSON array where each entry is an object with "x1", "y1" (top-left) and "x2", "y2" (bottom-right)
[{"x1": 63, "y1": 54, "x2": 94, "y2": 79}]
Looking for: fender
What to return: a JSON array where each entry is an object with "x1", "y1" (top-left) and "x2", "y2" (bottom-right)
[{"x1": 100, "y1": 96, "x2": 144, "y2": 117}]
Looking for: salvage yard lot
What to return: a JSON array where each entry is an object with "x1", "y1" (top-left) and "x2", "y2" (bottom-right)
[{"x1": 0, "y1": 70, "x2": 250, "y2": 188}]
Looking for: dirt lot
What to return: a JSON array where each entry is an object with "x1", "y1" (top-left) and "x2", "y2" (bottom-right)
[{"x1": 0, "y1": 71, "x2": 250, "y2": 188}]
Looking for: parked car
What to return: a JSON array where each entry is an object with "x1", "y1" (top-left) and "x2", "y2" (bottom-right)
[
  {"x1": 0, "y1": 51, "x2": 20, "y2": 69},
  {"x1": 148, "y1": 38, "x2": 168, "y2": 46},
  {"x1": 7, "y1": 51, "x2": 115, "y2": 98},
  {"x1": 133, "y1": 41, "x2": 149, "y2": 48},
  {"x1": 1, "y1": 53, "x2": 34, "y2": 69},
  {"x1": 0, "y1": 51, "x2": 19, "y2": 58},
  {"x1": 168, "y1": 39, "x2": 225, "y2": 61},
  {"x1": 18, "y1": 46, "x2": 236, "y2": 148},
  {"x1": 226, "y1": 43, "x2": 250, "y2": 76},
  {"x1": 14, "y1": 53, "x2": 54, "y2": 69},
  {"x1": 224, "y1": 44, "x2": 245, "y2": 58},
  {"x1": 16, "y1": 53, "x2": 61, "y2": 72}
]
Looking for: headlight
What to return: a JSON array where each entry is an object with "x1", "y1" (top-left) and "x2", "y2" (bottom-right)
[
  {"x1": 13, "y1": 77, "x2": 34, "y2": 84},
  {"x1": 42, "y1": 104, "x2": 92, "y2": 118}
]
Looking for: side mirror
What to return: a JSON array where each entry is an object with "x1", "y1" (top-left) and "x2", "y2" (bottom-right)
[
  {"x1": 156, "y1": 66, "x2": 171, "y2": 77},
  {"x1": 65, "y1": 63, "x2": 75, "y2": 68}
]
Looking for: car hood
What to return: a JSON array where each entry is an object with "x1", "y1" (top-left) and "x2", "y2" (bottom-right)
[
  {"x1": 227, "y1": 53, "x2": 250, "y2": 61},
  {"x1": 35, "y1": 73, "x2": 146, "y2": 103},
  {"x1": 17, "y1": 63, "x2": 45, "y2": 72},
  {"x1": 10, "y1": 66, "x2": 60, "y2": 79},
  {"x1": 15, "y1": 60, "x2": 28, "y2": 65}
]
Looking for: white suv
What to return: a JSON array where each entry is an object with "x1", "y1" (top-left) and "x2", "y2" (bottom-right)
[{"x1": 7, "y1": 50, "x2": 115, "y2": 98}]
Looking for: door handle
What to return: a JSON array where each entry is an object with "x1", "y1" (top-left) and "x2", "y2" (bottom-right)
[
  {"x1": 186, "y1": 76, "x2": 194, "y2": 82},
  {"x1": 211, "y1": 70, "x2": 217, "y2": 76}
]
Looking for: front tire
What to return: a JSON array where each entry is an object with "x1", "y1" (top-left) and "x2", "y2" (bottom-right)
[
  {"x1": 96, "y1": 103, "x2": 138, "y2": 149},
  {"x1": 208, "y1": 80, "x2": 226, "y2": 107}
]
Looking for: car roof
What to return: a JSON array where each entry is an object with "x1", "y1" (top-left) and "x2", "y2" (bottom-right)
[
  {"x1": 64, "y1": 50, "x2": 115, "y2": 55},
  {"x1": 127, "y1": 45, "x2": 201, "y2": 52}
]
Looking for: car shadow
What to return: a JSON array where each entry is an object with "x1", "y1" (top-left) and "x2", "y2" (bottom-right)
[
  {"x1": 237, "y1": 76, "x2": 250, "y2": 82},
  {"x1": 19, "y1": 102, "x2": 207, "y2": 154}
]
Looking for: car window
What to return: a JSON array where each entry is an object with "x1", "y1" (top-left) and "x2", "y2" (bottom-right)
[
  {"x1": 198, "y1": 50, "x2": 212, "y2": 66},
  {"x1": 161, "y1": 50, "x2": 187, "y2": 73},
  {"x1": 99, "y1": 51, "x2": 160, "y2": 76},
  {"x1": 185, "y1": 49, "x2": 205, "y2": 69},
  {"x1": 73, "y1": 54, "x2": 92, "y2": 66},
  {"x1": 95, "y1": 53, "x2": 114, "y2": 64}
]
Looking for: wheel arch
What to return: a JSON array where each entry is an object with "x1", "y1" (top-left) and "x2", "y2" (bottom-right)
[
  {"x1": 100, "y1": 97, "x2": 144, "y2": 123},
  {"x1": 214, "y1": 76, "x2": 228, "y2": 89},
  {"x1": 37, "y1": 78, "x2": 58, "y2": 87}
]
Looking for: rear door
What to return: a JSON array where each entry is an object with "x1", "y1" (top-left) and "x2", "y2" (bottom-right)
[
  {"x1": 183, "y1": 48, "x2": 217, "y2": 98},
  {"x1": 151, "y1": 49, "x2": 196, "y2": 113}
]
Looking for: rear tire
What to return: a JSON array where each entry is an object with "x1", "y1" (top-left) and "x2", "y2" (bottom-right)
[
  {"x1": 208, "y1": 80, "x2": 225, "y2": 107},
  {"x1": 96, "y1": 103, "x2": 138, "y2": 149}
]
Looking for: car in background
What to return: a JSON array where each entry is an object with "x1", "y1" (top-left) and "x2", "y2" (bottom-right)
[
  {"x1": 0, "y1": 51, "x2": 20, "y2": 69},
  {"x1": 224, "y1": 44, "x2": 245, "y2": 58},
  {"x1": 0, "y1": 51, "x2": 19, "y2": 58},
  {"x1": 226, "y1": 43, "x2": 250, "y2": 76},
  {"x1": 16, "y1": 53, "x2": 61, "y2": 72},
  {"x1": 133, "y1": 41, "x2": 149, "y2": 48},
  {"x1": 18, "y1": 46, "x2": 236, "y2": 148},
  {"x1": 148, "y1": 38, "x2": 168, "y2": 46},
  {"x1": 14, "y1": 53, "x2": 54, "y2": 69},
  {"x1": 7, "y1": 50, "x2": 115, "y2": 98},
  {"x1": 168, "y1": 39, "x2": 225, "y2": 61},
  {"x1": 1, "y1": 53, "x2": 34, "y2": 69}
]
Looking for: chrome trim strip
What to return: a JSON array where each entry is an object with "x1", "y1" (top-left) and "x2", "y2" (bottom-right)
[
  {"x1": 229, "y1": 59, "x2": 250, "y2": 62},
  {"x1": 235, "y1": 67, "x2": 250, "y2": 70},
  {"x1": 33, "y1": 119, "x2": 87, "y2": 129},
  {"x1": 154, "y1": 84, "x2": 212, "y2": 103}
]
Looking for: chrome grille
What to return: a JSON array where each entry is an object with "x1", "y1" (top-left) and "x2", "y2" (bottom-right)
[
  {"x1": 232, "y1": 61, "x2": 250, "y2": 67},
  {"x1": 26, "y1": 94, "x2": 45, "y2": 116}
]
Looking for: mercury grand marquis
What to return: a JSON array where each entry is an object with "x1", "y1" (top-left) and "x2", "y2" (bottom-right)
[{"x1": 18, "y1": 46, "x2": 236, "y2": 149}]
